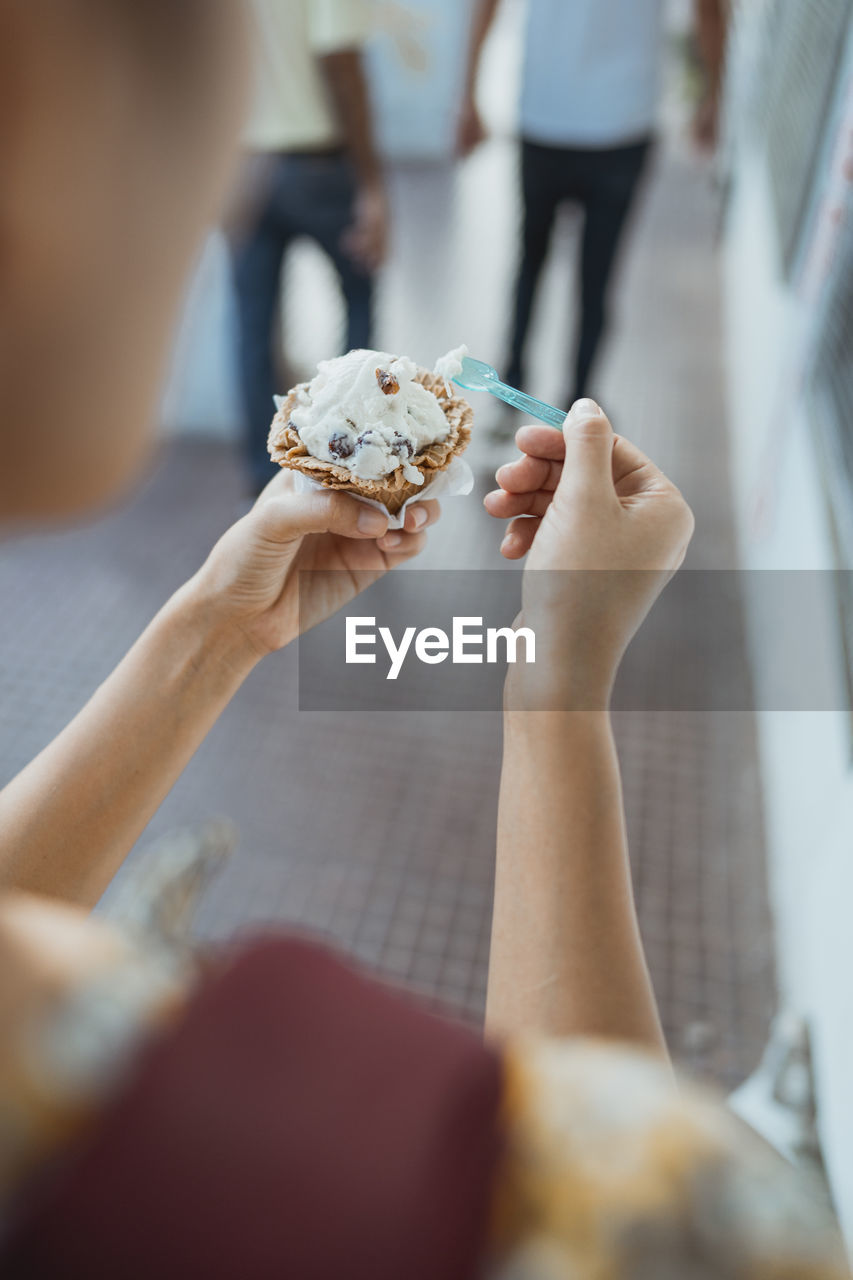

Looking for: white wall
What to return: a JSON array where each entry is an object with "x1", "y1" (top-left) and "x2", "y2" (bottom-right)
[{"x1": 723, "y1": 138, "x2": 853, "y2": 1246}]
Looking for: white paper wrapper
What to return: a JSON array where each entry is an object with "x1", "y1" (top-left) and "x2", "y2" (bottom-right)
[
  {"x1": 289, "y1": 455, "x2": 475, "y2": 529},
  {"x1": 273, "y1": 394, "x2": 474, "y2": 529}
]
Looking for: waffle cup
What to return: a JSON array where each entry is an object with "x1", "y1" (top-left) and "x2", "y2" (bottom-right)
[{"x1": 267, "y1": 370, "x2": 473, "y2": 516}]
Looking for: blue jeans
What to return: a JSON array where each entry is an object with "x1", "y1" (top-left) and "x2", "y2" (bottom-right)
[{"x1": 228, "y1": 151, "x2": 374, "y2": 492}]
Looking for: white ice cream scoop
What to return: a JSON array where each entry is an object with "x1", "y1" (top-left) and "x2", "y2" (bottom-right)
[{"x1": 288, "y1": 349, "x2": 452, "y2": 486}]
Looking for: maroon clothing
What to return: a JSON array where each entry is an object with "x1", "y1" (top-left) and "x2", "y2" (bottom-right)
[{"x1": 3, "y1": 937, "x2": 503, "y2": 1279}]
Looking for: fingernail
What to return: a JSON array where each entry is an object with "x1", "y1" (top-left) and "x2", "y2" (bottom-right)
[
  {"x1": 381, "y1": 531, "x2": 402, "y2": 548},
  {"x1": 410, "y1": 506, "x2": 428, "y2": 529},
  {"x1": 358, "y1": 507, "x2": 387, "y2": 534},
  {"x1": 568, "y1": 397, "x2": 602, "y2": 422},
  {"x1": 500, "y1": 533, "x2": 513, "y2": 553}
]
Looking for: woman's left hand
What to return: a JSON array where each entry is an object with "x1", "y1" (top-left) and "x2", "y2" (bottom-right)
[{"x1": 187, "y1": 469, "x2": 440, "y2": 660}]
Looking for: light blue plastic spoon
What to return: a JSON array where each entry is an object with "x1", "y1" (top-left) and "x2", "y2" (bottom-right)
[{"x1": 452, "y1": 356, "x2": 567, "y2": 429}]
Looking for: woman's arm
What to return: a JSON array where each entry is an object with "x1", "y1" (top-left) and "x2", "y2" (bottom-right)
[
  {"x1": 0, "y1": 588, "x2": 257, "y2": 906},
  {"x1": 484, "y1": 401, "x2": 694, "y2": 1050},
  {"x1": 488, "y1": 710, "x2": 664, "y2": 1050},
  {"x1": 0, "y1": 478, "x2": 439, "y2": 906}
]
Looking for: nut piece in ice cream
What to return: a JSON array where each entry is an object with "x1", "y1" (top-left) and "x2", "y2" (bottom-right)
[{"x1": 267, "y1": 348, "x2": 473, "y2": 515}]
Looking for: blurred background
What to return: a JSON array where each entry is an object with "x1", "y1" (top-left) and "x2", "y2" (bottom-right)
[{"x1": 2, "y1": 0, "x2": 853, "y2": 1246}]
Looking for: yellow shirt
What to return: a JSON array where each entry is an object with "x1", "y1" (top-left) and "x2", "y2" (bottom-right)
[{"x1": 245, "y1": 0, "x2": 372, "y2": 152}]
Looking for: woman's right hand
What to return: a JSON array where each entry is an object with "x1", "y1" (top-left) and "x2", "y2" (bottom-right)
[{"x1": 484, "y1": 399, "x2": 694, "y2": 706}]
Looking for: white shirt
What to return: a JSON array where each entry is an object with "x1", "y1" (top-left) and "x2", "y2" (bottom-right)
[
  {"x1": 245, "y1": 0, "x2": 371, "y2": 151},
  {"x1": 520, "y1": 0, "x2": 664, "y2": 148}
]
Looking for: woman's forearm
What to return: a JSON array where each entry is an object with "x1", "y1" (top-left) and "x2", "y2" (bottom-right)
[
  {"x1": 487, "y1": 708, "x2": 666, "y2": 1055},
  {"x1": 0, "y1": 584, "x2": 259, "y2": 907}
]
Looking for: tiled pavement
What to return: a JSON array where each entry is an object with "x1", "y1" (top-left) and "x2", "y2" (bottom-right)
[{"x1": 0, "y1": 125, "x2": 774, "y2": 1088}]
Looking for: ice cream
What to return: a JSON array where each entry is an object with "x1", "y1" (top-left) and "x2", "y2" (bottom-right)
[
  {"x1": 434, "y1": 344, "x2": 468, "y2": 394},
  {"x1": 267, "y1": 348, "x2": 473, "y2": 515},
  {"x1": 286, "y1": 350, "x2": 451, "y2": 486}
]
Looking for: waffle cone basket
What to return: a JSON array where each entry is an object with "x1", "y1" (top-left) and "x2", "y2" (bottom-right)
[{"x1": 267, "y1": 370, "x2": 473, "y2": 515}]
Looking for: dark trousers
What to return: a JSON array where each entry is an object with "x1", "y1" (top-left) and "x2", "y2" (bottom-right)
[
  {"x1": 228, "y1": 151, "x2": 373, "y2": 492},
  {"x1": 506, "y1": 136, "x2": 652, "y2": 405}
]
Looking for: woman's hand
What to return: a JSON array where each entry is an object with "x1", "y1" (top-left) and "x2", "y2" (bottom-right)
[
  {"x1": 0, "y1": 470, "x2": 439, "y2": 907},
  {"x1": 484, "y1": 399, "x2": 694, "y2": 705},
  {"x1": 187, "y1": 469, "x2": 440, "y2": 661}
]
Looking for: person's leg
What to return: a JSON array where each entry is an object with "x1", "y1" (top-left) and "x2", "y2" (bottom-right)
[
  {"x1": 572, "y1": 138, "x2": 652, "y2": 403},
  {"x1": 505, "y1": 141, "x2": 561, "y2": 391},
  {"x1": 282, "y1": 153, "x2": 373, "y2": 352},
  {"x1": 227, "y1": 157, "x2": 290, "y2": 494}
]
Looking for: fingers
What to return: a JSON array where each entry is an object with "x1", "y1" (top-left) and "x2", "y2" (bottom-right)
[
  {"x1": 252, "y1": 488, "x2": 440, "y2": 546},
  {"x1": 510, "y1": 419, "x2": 656, "y2": 497},
  {"x1": 486, "y1": 400, "x2": 613, "y2": 559},
  {"x1": 484, "y1": 421, "x2": 566, "y2": 549},
  {"x1": 509, "y1": 418, "x2": 674, "y2": 500},
  {"x1": 500, "y1": 516, "x2": 541, "y2": 560},
  {"x1": 254, "y1": 489, "x2": 390, "y2": 543},
  {"x1": 484, "y1": 488, "x2": 553, "y2": 520},
  {"x1": 514, "y1": 423, "x2": 567, "y2": 461},
  {"x1": 557, "y1": 399, "x2": 616, "y2": 503},
  {"x1": 402, "y1": 500, "x2": 441, "y2": 533},
  {"x1": 376, "y1": 529, "x2": 429, "y2": 560},
  {"x1": 484, "y1": 477, "x2": 550, "y2": 557},
  {"x1": 488, "y1": 399, "x2": 694, "y2": 572},
  {"x1": 611, "y1": 435, "x2": 672, "y2": 496},
  {"x1": 495, "y1": 452, "x2": 562, "y2": 495},
  {"x1": 378, "y1": 502, "x2": 440, "y2": 553}
]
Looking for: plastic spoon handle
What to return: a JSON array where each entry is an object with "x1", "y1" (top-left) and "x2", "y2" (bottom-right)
[
  {"x1": 451, "y1": 355, "x2": 568, "y2": 429},
  {"x1": 487, "y1": 381, "x2": 568, "y2": 429}
]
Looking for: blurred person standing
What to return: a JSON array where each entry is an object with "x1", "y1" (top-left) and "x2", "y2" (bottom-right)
[
  {"x1": 230, "y1": 0, "x2": 388, "y2": 495},
  {"x1": 459, "y1": 0, "x2": 727, "y2": 416}
]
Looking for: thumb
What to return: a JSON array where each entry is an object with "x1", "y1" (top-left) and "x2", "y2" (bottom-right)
[
  {"x1": 252, "y1": 488, "x2": 389, "y2": 544},
  {"x1": 557, "y1": 398, "x2": 616, "y2": 503}
]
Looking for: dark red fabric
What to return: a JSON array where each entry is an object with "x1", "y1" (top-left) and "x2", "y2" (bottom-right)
[{"x1": 3, "y1": 937, "x2": 502, "y2": 1280}]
